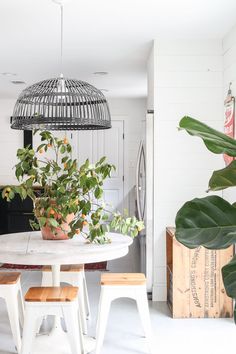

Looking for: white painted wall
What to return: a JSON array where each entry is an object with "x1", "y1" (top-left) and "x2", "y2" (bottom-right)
[
  {"x1": 152, "y1": 40, "x2": 224, "y2": 300},
  {"x1": 147, "y1": 44, "x2": 155, "y2": 111},
  {"x1": 223, "y1": 24, "x2": 236, "y2": 203},
  {"x1": 0, "y1": 99, "x2": 21, "y2": 185}
]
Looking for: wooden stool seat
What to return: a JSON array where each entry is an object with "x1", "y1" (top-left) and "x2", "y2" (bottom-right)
[
  {"x1": 101, "y1": 273, "x2": 146, "y2": 286},
  {"x1": 22, "y1": 287, "x2": 83, "y2": 354},
  {"x1": 0, "y1": 272, "x2": 21, "y2": 285},
  {"x1": 42, "y1": 264, "x2": 84, "y2": 272},
  {"x1": 25, "y1": 287, "x2": 78, "y2": 302}
]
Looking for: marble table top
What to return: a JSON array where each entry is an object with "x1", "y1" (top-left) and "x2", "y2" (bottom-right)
[{"x1": 0, "y1": 231, "x2": 133, "y2": 265}]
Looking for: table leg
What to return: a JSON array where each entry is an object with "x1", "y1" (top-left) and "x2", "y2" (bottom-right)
[{"x1": 52, "y1": 264, "x2": 61, "y2": 286}]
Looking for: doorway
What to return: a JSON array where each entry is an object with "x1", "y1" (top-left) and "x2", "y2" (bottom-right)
[{"x1": 75, "y1": 120, "x2": 125, "y2": 212}]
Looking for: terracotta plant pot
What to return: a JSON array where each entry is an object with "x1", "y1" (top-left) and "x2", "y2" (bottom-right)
[{"x1": 41, "y1": 213, "x2": 74, "y2": 240}]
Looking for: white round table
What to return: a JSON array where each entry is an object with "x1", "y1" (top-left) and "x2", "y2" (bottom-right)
[
  {"x1": 0, "y1": 231, "x2": 133, "y2": 265},
  {"x1": 0, "y1": 231, "x2": 133, "y2": 354}
]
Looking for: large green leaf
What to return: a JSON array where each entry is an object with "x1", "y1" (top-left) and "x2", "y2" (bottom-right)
[
  {"x1": 175, "y1": 195, "x2": 236, "y2": 249},
  {"x1": 222, "y1": 256, "x2": 236, "y2": 322},
  {"x1": 179, "y1": 116, "x2": 236, "y2": 156},
  {"x1": 209, "y1": 160, "x2": 236, "y2": 191},
  {"x1": 222, "y1": 256, "x2": 236, "y2": 298}
]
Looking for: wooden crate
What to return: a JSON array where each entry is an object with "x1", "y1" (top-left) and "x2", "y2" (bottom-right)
[{"x1": 166, "y1": 227, "x2": 234, "y2": 318}]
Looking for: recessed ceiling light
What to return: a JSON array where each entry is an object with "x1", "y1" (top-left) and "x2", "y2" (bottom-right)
[
  {"x1": 93, "y1": 71, "x2": 108, "y2": 76},
  {"x1": 11, "y1": 80, "x2": 26, "y2": 85},
  {"x1": 1, "y1": 72, "x2": 17, "y2": 76}
]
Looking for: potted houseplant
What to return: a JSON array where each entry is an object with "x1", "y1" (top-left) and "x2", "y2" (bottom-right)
[
  {"x1": 175, "y1": 116, "x2": 236, "y2": 321},
  {"x1": 2, "y1": 130, "x2": 144, "y2": 243}
]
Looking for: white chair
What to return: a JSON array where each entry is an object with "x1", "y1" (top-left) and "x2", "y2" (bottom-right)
[
  {"x1": 21, "y1": 286, "x2": 84, "y2": 354},
  {"x1": 0, "y1": 272, "x2": 24, "y2": 353},
  {"x1": 95, "y1": 273, "x2": 153, "y2": 354},
  {"x1": 41, "y1": 264, "x2": 90, "y2": 334}
]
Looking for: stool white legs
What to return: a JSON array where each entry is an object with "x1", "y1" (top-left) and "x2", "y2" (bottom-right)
[
  {"x1": 41, "y1": 269, "x2": 89, "y2": 334},
  {"x1": 0, "y1": 281, "x2": 24, "y2": 353},
  {"x1": 21, "y1": 307, "x2": 39, "y2": 354},
  {"x1": 63, "y1": 306, "x2": 83, "y2": 354},
  {"x1": 71, "y1": 276, "x2": 87, "y2": 335},
  {"x1": 18, "y1": 285, "x2": 25, "y2": 329},
  {"x1": 83, "y1": 272, "x2": 90, "y2": 319},
  {"x1": 5, "y1": 288, "x2": 22, "y2": 353},
  {"x1": 136, "y1": 287, "x2": 153, "y2": 352},
  {"x1": 95, "y1": 285, "x2": 153, "y2": 354},
  {"x1": 21, "y1": 302, "x2": 83, "y2": 354},
  {"x1": 95, "y1": 288, "x2": 112, "y2": 354}
]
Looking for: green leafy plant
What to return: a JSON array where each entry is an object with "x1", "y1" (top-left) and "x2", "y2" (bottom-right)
[
  {"x1": 2, "y1": 131, "x2": 144, "y2": 243},
  {"x1": 175, "y1": 116, "x2": 236, "y2": 322}
]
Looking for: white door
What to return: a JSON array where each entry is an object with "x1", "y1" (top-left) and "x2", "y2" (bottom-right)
[{"x1": 76, "y1": 120, "x2": 124, "y2": 212}]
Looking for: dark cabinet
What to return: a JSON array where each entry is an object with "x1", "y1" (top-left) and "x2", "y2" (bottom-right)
[{"x1": 0, "y1": 195, "x2": 34, "y2": 234}]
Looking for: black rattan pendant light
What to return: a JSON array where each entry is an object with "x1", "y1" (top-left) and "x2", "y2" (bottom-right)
[{"x1": 11, "y1": 1, "x2": 111, "y2": 131}]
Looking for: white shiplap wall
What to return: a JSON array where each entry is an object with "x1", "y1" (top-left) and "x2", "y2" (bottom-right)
[
  {"x1": 0, "y1": 99, "x2": 22, "y2": 185},
  {"x1": 223, "y1": 25, "x2": 236, "y2": 97},
  {"x1": 152, "y1": 40, "x2": 224, "y2": 300},
  {"x1": 223, "y1": 25, "x2": 236, "y2": 203},
  {"x1": 147, "y1": 43, "x2": 155, "y2": 111}
]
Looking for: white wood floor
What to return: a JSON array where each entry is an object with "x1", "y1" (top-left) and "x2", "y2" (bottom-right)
[{"x1": 0, "y1": 271, "x2": 235, "y2": 354}]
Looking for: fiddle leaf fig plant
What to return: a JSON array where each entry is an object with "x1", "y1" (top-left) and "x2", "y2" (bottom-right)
[
  {"x1": 175, "y1": 116, "x2": 236, "y2": 322},
  {"x1": 1, "y1": 130, "x2": 144, "y2": 243}
]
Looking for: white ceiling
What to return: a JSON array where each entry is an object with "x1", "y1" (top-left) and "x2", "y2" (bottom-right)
[{"x1": 1, "y1": 0, "x2": 236, "y2": 99}]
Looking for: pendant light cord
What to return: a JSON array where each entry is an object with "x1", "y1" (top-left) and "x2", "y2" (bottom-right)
[
  {"x1": 60, "y1": 4, "x2": 63, "y2": 74},
  {"x1": 60, "y1": 4, "x2": 67, "y2": 138}
]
